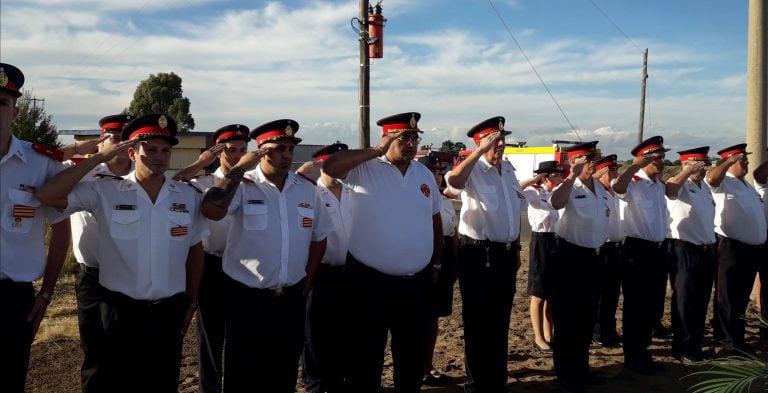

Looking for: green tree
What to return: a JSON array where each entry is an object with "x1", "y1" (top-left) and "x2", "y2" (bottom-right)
[
  {"x1": 128, "y1": 72, "x2": 195, "y2": 132},
  {"x1": 440, "y1": 140, "x2": 467, "y2": 153},
  {"x1": 11, "y1": 91, "x2": 61, "y2": 147}
]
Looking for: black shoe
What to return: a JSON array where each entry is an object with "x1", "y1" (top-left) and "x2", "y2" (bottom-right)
[
  {"x1": 678, "y1": 349, "x2": 711, "y2": 363},
  {"x1": 555, "y1": 379, "x2": 585, "y2": 393},
  {"x1": 593, "y1": 336, "x2": 622, "y2": 348},
  {"x1": 652, "y1": 323, "x2": 672, "y2": 338},
  {"x1": 534, "y1": 342, "x2": 553, "y2": 354},
  {"x1": 583, "y1": 371, "x2": 606, "y2": 386},
  {"x1": 624, "y1": 358, "x2": 665, "y2": 375},
  {"x1": 422, "y1": 369, "x2": 447, "y2": 386}
]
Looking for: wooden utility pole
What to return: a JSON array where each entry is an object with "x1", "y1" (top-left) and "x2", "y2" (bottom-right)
[
  {"x1": 637, "y1": 48, "x2": 648, "y2": 144},
  {"x1": 746, "y1": 0, "x2": 766, "y2": 183},
  {"x1": 358, "y1": 0, "x2": 371, "y2": 148}
]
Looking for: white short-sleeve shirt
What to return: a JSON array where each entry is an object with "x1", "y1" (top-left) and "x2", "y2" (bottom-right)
[
  {"x1": 445, "y1": 158, "x2": 523, "y2": 243},
  {"x1": 316, "y1": 178, "x2": 352, "y2": 266},
  {"x1": 522, "y1": 185, "x2": 559, "y2": 233},
  {"x1": 189, "y1": 168, "x2": 233, "y2": 257},
  {"x1": 0, "y1": 136, "x2": 66, "y2": 282},
  {"x1": 65, "y1": 172, "x2": 209, "y2": 300},
  {"x1": 439, "y1": 196, "x2": 458, "y2": 237},
  {"x1": 601, "y1": 184, "x2": 624, "y2": 243},
  {"x1": 707, "y1": 173, "x2": 767, "y2": 245},
  {"x1": 666, "y1": 179, "x2": 716, "y2": 245},
  {"x1": 549, "y1": 177, "x2": 610, "y2": 249},
  {"x1": 614, "y1": 169, "x2": 668, "y2": 242},
  {"x1": 222, "y1": 166, "x2": 333, "y2": 288},
  {"x1": 343, "y1": 157, "x2": 441, "y2": 276}
]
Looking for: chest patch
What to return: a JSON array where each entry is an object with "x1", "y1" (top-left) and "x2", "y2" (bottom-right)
[{"x1": 420, "y1": 184, "x2": 431, "y2": 198}]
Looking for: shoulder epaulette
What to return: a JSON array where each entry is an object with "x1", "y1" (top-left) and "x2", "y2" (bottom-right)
[
  {"x1": 531, "y1": 184, "x2": 543, "y2": 189},
  {"x1": 32, "y1": 144, "x2": 64, "y2": 162},
  {"x1": 241, "y1": 177, "x2": 255, "y2": 184},
  {"x1": 296, "y1": 172, "x2": 317, "y2": 185},
  {"x1": 193, "y1": 173, "x2": 212, "y2": 179},
  {"x1": 69, "y1": 156, "x2": 88, "y2": 164},
  {"x1": 183, "y1": 180, "x2": 203, "y2": 194},
  {"x1": 632, "y1": 175, "x2": 641, "y2": 182},
  {"x1": 94, "y1": 173, "x2": 124, "y2": 180}
]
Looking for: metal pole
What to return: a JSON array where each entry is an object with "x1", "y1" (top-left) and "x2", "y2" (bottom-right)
[
  {"x1": 359, "y1": 0, "x2": 371, "y2": 148},
  {"x1": 637, "y1": 48, "x2": 648, "y2": 144},
  {"x1": 746, "y1": 0, "x2": 766, "y2": 184}
]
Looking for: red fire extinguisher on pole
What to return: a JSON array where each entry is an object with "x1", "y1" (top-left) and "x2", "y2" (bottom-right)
[{"x1": 368, "y1": 2, "x2": 386, "y2": 58}]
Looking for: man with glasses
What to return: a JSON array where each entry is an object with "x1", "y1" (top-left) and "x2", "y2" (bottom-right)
[
  {"x1": 445, "y1": 116, "x2": 523, "y2": 393},
  {"x1": 612, "y1": 136, "x2": 670, "y2": 375},
  {"x1": 323, "y1": 112, "x2": 442, "y2": 393},
  {"x1": 663, "y1": 147, "x2": 713, "y2": 362},
  {"x1": 67, "y1": 114, "x2": 133, "y2": 393},
  {"x1": 548, "y1": 142, "x2": 608, "y2": 393},
  {"x1": 706, "y1": 143, "x2": 766, "y2": 354},
  {"x1": 591, "y1": 154, "x2": 625, "y2": 349}
]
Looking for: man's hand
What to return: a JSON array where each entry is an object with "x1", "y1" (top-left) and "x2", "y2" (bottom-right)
[
  {"x1": 725, "y1": 153, "x2": 745, "y2": 166},
  {"x1": 569, "y1": 156, "x2": 589, "y2": 178},
  {"x1": 632, "y1": 153, "x2": 657, "y2": 168},
  {"x1": 680, "y1": 160, "x2": 707, "y2": 176},
  {"x1": 296, "y1": 160, "x2": 321, "y2": 176},
  {"x1": 375, "y1": 132, "x2": 400, "y2": 155},
  {"x1": 76, "y1": 134, "x2": 110, "y2": 155},
  {"x1": 99, "y1": 139, "x2": 137, "y2": 163},
  {"x1": 477, "y1": 131, "x2": 503, "y2": 154},
  {"x1": 196, "y1": 143, "x2": 227, "y2": 167},
  {"x1": 27, "y1": 296, "x2": 50, "y2": 340},
  {"x1": 235, "y1": 147, "x2": 272, "y2": 171}
]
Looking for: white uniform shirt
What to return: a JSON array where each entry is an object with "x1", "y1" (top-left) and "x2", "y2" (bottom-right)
[
  {"x1": 522, "y1": 185, "x2": 559, "y2": 233},
  {"x1": 440, "y1": 196, "x2": 458, "y2": 237},
  {"x1": 755, "y1": 180, "x2": 768, "y2": 226},
  {"x1": 317, "y1": 178, "x2": 352, "y2": 266},
  {"x1": 344, "y1": 157, "x2": 441, "y2": 276},
  {"x1": 615, "y1": 169, "x2": 668, "y2": 242},
  {"x1": 549, "y1": 177, "x2": 610, "y2": 249},
  {"x1": 445, "y1": 157, "x2": 523, "y2": 243},
  {"x1": 708, "y1": 173, "x2": 767, "y2": 245},
  {"x1": 67, "y1": 162, "x2": 132, "y2": 267},
  {"x1": 1, "y1": 136, "x2": 66, "y2": 282},
  {"x1": 189, "y1": 168, "x2": 233, "y2": 257},
  {"x1": 222, "y1": 167, "x2": 333, "y2": 288},
  {"x1": 666, "y1": 179, "x2": 716, "y2": 245},
  {"x1": 65, "y1": 172, "x2": 209, "y2": 300},
  {"x1": 601, "y1": 183, "x2": 625, "y2": 243}
]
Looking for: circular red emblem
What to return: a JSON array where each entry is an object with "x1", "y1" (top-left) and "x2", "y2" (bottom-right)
[{"x1": 420, "y1": 184, "x2": 431, "y2": 198}]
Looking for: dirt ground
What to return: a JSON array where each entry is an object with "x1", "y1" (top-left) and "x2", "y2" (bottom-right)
[{"x1": 25, "y1": 245, "x2": 764, "y2": 393}]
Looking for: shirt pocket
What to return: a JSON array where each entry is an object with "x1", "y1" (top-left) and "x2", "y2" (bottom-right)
[
  {"x1": 110, "y1": 210, "x2": 141, "y2": 240},
  {"x1": 572, "y1": 194, "x2": 592, "y2": 208},
  {"x1": 243, "y1": 204, "x2": 268, "y2": 231},
  {"x1": 298, "y1": 207, "x2": 314, "y2": 230},
  {"x1": 167, "y1": 211, "x2": 192, "y2": 241},
  {"x1": 2, "y1": 189, "x2": 41, "y2": 234},
  {"x1": 477, "y1": 185, "x2": 499, "y2": 211}
]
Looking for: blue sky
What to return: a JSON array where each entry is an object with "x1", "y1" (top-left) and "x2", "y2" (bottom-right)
[{"x1": 0, "y1": 0, "x2": 755, "y2": 159}]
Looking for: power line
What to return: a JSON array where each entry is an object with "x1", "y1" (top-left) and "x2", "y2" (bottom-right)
[
  {"x1": 586, "y1": 0, "x2": 644, "y2": 54},
  {"x1": 487, "y1": 0, "x2": 581, "y2": 140}
]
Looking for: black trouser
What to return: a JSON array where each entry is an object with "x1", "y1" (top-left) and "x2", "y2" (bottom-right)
[
  {"x1": 621, "y1": 236, "x2": 668, "y2": 363},
  {"x1": 223, "y1": 275, "x2": 306, "y2": 393},
  {"x1": 670, "y1": 240, "x2": 716, "y2": 355},
  {"x1": 457, "y1": 236, "x2": 519, "y2": 393},
  {"x1": 197, "y1": 252, "x2": 226, "y2": 393},
  {"x1": 654, "y1": 239, "x2": 678, "y2": 326},
  {"x1": 303, "y1": 264, "x2": 351, "y2": 393},
  {"x1": 75, "y1": 266, "x2": 106, "y2": 393},
  {"x1": 527, "y1": 232, "x2": 555, "y2": 298},
  {"x1": 550, "y1": 239, "x2": 601, "y2": 388},
  {"x1": 759, "y1": 234, "x2": 768, "y2": 342},
  {"x1": 0, "y1": 279, "x2": 34, "y2": 393},
  {"x1": 346, "y1": 253, "x2": 431, "y2": 393},
  {"x1": 715, "y1": 236, "x2": 762, "y2": 348},
  {"x1": 101, "y1": 290, "x2": 187, "y2": 393},
  {"x1": 594, "y1": 241, "x2": 622, "y2": 340}
]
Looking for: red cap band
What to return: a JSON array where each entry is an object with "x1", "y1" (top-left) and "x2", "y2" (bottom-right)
[
  {"x1": 680, "y1": 153, "x2": 708, "y2": 161},
  {"x1": 315, "y1": 153, "x2": 332, "y2": 161},
  {"x1": 719, "y1": 149, "x2": 744, "y2": 159},
  {"x1": 128, "y1": 125, "x2": 172, "y2": 141},
  {"x1": 3, "y1": 81, "x2": 17, "y2": 90},
  {"x1": 216, "y1": 131, "x2": 247, "y2": 144},
  {"x1": 381, "y1": 123, "x2": 413, "y2": 137},
  {"x1": 595, "y1": 160, "x2": 617, "y2": 171},
  {"x1": 637, "y1": 143, "x2": 663, "y2": 157},
  {"x1": 472, "y1": 127, "x2": 497, "y2": 144},
  {"x1": 101, "y1": 122, "x2": 124, "y2": 134},
  {"x1": 256, "y1": 130, "x2": 289, "y2": 146},
  {"x1": 567, "y1": 148, "x2": 595, "y2": 159}
]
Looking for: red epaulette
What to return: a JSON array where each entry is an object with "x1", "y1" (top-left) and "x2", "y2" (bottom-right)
[
  {"x1": 632, "y1": 175, "x2": 641, "y2": 182},
  {"x1": 94, "y1": 173, "x2": 123, "y2": 180},
  {"x1": 32, "y1": 144, "x2": 64, "y2": 162},
  {"x1": 296, "y1": 172, "x2": 317, "y2": 185},
  {"x1": 69, "y1": 156, "x2": 88, "y2": 164},
  {"x1": 531, "y1": 184, "x2": 543, "y2": 189},
  {"x1": 241, "y1": 177, "x2": 255, "y2": 184}
]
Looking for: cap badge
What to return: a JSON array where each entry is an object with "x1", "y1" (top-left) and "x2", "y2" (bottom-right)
[
  {"x1": 285, "y1": 124, "x2": 294, "y2": 137},
  {"x1": 158, "y1": 115, "x2": 168, "y2": 129},
  {"x1": 420, "y1": 183, "x2": 431, "y2": 198},
  {"x1": 409, "y1": 113, "x2": 417, "y2": 128},
  {"x1": 0, "y1": 70, "x2": 7, "y2": 88},
  {"x1": 498, "y1": 118, "x2": 504, "y2": 131}
]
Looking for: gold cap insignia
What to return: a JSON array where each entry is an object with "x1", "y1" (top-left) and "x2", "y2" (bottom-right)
[
  {"x1": 158, "y1": 115, "x2": 168, "y2": 129},
  {"x1": 498, "y1": 118, "x2": 504, "y2": 131},
  {"x1": 409, "y1": 113, "x2": 417, "y2": 128},
  {"x1": 0, "y1": 70, "x2": 7, "y2": 88},
  {"x1": 285, "y1": 124, "x2": 294, "y2": 137}
]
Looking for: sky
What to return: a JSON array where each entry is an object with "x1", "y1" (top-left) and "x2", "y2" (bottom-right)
[{"x1": 0, "y1": 0, "x2": 758, "y2": 159}]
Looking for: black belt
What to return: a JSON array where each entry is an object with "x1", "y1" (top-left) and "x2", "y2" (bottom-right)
[
  {"x1": 603, "y1": 241, "x2": 622, "y2": 248},
  {"x1": 556, "y1": 237, "x2": 602, "y2": 256},
  {"x1": 104, "y1": 290, "x2": 186, "y2": 307},
  {"x1": 251, "y1": 280, "x2": 304, "y2": 298},
  {"x1": 319, "y1": 264, "x2": 346, "y2": 273},
  {"x1": 675, "y1": 239, "x2": 715, "y2": 252},
  {"x1": 81, "y1": 265, "x2": 99, "y2": 275},
  {"x1": 459, "y1": 235, "x2": 521, "y2": 251},
  {"x1": 347, "y1": 254, "x2": 430, "y2": 281},
  {"x1": 625, "y1": 236, "x2": 664, "y2": 248}
]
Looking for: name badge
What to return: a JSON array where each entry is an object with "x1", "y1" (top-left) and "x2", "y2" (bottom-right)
[{"x1": 115, "y1": 204, "x2": 136, "y2": 210}]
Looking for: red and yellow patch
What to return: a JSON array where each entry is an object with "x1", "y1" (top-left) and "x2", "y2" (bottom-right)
[
  {"x1": 420, "y1": 184, "x2": 431, "y2": 198},
  {"x1": 13, "y1": 204, "x2": 35, "y2": 219},
  {"x1": 302, "y1": 217, "x2": 313, "y2": 228},
  {"x1": 170, "y1": 225, "x2": 188, "y2": 237}
]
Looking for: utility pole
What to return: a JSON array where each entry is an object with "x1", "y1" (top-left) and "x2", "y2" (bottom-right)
[
  {"x1": 23, "y1": 97, "x2": 45, "y2": 110},
  {"x1": 637, "y1": 48, "x2": 648, "y2": 144},
  {"x1": 358, "y1": 0, "x2": 371, "y2": 148},
  {"x1": 746, "y1": 0, "x2": 766, "y2": 184}
]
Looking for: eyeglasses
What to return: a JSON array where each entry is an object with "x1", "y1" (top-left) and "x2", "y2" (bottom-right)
[{"x1": 396, "y1": 135, "x2": 422, "y2": 145}]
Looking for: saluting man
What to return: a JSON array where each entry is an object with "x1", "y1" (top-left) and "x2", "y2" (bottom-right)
[
  {"x1": 0, "y1": 62, "x2": 71, "y2": 393},
  {"x1": 706, "y1": 143, "x2": 766, "y2": 354},
  {"x1": 445, "y1": 116, "x2": 523, "y2": 393},
  {"x1": 322, "y1": 112, "x2": 442, "y2": 393},
  {"x1": 300, "y1": 143, "x2": 354, "y2": 393},
  {"x1": 174, "y1": 124, "x2": 250, "y2": 393},
  {"x1": 548, "y1": 142, "x2": 608, "y2": 393},
  {"x1": 202, "y1": 119, "x2": 332, "y2": 393},
  {"x1": 66, "y1": 113, "x2": 133, "y2": 393},
  {"x1": 612, "y1": 136, "x2": 670, "y2": 375},
  {"x1": 36, "y1": 114, "x2": 209, "y2": 393},
  {"x1": 663, "y1": 146, "x2": 714, "y2": 362}
]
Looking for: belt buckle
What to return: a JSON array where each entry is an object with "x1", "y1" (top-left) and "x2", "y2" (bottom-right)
[
  {"x1": 595, "y1": 248, "x2": 601, "y2": 256},
  {"x1": 274, "y1": 287, "x2": 284, "y2": 297},
  {"x1": 504, "y1": 242, "x2": 512, "y2": 251}
]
